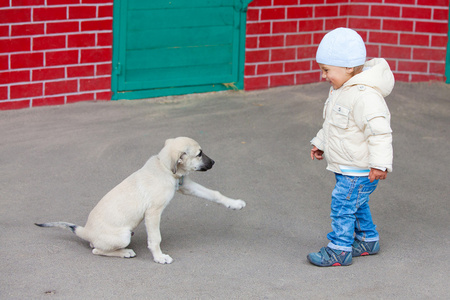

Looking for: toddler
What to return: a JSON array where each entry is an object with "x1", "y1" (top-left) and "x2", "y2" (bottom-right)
[{"x1": 308, "y1": 28, "x2": 394, "y2": 267}]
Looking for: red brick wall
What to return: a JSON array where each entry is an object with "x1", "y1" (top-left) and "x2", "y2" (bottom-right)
[
  {"x1": 245, "y1": 0, "x2": 450, "y2": 90},
  {"x1": 0, "y1": 0, "x2": 113, "y2": 110},
  {"x1": 0, "y1": 0, "x2": 448, "y2": 110}
]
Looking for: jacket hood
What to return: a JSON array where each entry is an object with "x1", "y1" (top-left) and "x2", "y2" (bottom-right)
[{"x1": 345, "y1": 58, "x2": 395, "y2": 97}]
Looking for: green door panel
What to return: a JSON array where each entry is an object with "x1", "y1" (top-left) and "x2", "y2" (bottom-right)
[{"x1": 112, "y1": 0, "x2": 252, "y2": 100}]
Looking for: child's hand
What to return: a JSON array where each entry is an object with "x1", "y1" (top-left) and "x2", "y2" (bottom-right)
[
  {"x1": 369, "y1": 168, "x2": 387, "y2": 182},
  {"x1": 311, "y1": 146, "x2": 324, "y2": 160}
]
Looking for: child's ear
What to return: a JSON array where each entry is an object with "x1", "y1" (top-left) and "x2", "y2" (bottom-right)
[{"x1": 346, "y1": 67, "x2": 354, "y2": 74}]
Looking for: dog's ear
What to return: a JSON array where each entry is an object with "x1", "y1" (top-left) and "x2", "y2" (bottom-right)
[{"x1": 171, "y1": 152, "x2": 186, "y2": 174}]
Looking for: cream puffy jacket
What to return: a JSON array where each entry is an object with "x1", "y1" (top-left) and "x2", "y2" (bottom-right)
[{"x1": 311, "y1": 58, "x2": 394, "y2": 174}]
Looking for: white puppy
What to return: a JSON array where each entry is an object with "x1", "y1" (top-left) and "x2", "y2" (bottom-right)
[{"x1": 36, "y1": 137, "x2": 245, "y2": 264}]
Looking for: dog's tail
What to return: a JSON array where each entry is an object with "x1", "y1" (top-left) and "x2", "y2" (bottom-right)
[{"x1": 35, "y1": 222, "x2": 78, "y2": 234}]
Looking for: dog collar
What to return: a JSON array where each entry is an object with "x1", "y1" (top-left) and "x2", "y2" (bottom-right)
[{"x1": 176, "y1": 176, "x2": 184, "y2": 190}]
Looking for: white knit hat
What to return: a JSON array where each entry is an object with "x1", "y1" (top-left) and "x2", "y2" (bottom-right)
[{"x1": 316, "y1": 28, "x2": 366, "y2": 67}]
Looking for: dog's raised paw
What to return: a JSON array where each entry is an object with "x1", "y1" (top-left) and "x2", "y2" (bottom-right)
[{"x1": 153, "y1": 254, "x2": 173, "y2": 264}]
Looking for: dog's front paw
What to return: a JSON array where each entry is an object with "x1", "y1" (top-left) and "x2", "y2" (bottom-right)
[
  {"x1": 153, "y1": 254, "x2": 173, "y2": 264},
  {"x1": 227, "y1": 199, "x2": 246, "y2": 210}
]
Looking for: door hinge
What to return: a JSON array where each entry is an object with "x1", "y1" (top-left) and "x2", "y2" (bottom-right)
[{"x1": 115, "y1": 62, "x2": 122, "y2": 76}]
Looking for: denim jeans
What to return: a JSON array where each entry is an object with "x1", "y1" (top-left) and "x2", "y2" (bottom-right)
[{"x1": 327, "y1": 173, "x2": 379, "y2": 252}]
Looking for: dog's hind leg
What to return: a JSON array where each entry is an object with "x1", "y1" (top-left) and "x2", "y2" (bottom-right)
[{"x1": 92, "y1": 248, "x2": 136, "y2": 258}]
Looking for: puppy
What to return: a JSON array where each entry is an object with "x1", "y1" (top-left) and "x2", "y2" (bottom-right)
[{"x1": 35, "y1": 137, "x2": 245, "y2": 264}]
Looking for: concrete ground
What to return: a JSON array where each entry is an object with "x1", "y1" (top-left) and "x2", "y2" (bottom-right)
[{"x1": 1, "y1": 81, "x2": 449, "y2": 299}]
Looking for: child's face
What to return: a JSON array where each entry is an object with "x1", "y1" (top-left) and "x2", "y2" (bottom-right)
[{"x1": 318, "y1": 64, "x2": 354, "y2": 90}]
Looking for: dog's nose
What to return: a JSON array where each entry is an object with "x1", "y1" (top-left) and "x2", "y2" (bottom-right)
[{"x1": 211, "y1": 159, "x2": 215, "y2": 166}]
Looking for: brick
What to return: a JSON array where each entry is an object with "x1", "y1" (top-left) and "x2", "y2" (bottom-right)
[
  {"x1": 431, "y1": 35, "x2": 448, "y2": 47},
  {"x1": 246, "y1": 9, "x2": 259, "y2": 22},
  {"x1": 325, "y1": 18, "x2": 347, "y2": 30},
  {"x1": 371, "y1": 5, "x2": 400, "y2": 18},
  {"x1": 301, "y1": 0, "x2": 324, "y2": 4},
  {"x1": 285, "y1": 61, "x2": 311, "y2": 72},
  {"x1": 32, "y1": 96, "x2": 65, "y2": 107},
  {"x1": 257, "y1": 63, "x2": 283, "y2": 75},
  {"x1": 340, "y1": 5, "x2": 369, "y2": 17},
  {"x1": 398, "y1": 61, "x2": 428, "y2": 72},
  {"x1": 245, "y1": 50, "x2": 270, "y2": 63},
  {"x1": 348, "y1": 18, "x2": 381, "y2": 30},
  {"x1": 270, "y1": 74, "x2": 295, "y2": 87},
  {"x1": 366, "y1": 44, "x2": 380, "y2": 58},
  {"x1": 80, "y1": 76, "x2": 110, "y2": 91},
  {"x1": 0, "y1": 8, "x2": 31, "y2": 24},
  {"x1": 402, "y1": 7, "x2": 432, "y2": 19},
  {"x1": 400, "y1": 33, "x2": 430, "y2": 46},
  {"x1": 244, "y1": 76, "x2": 269, "y2": 91},
  {"x1": 298, "y1": 19, "x2": 323, "y2": 32},
  {"x1": 260, "y1": 8, "x2": 285, "y2": 20},
  {"x1": 33, "y1": 35, "x2": 66, "y2": 51},
  {"x1": 383, "y1": 19, "x2": 413, "y2": 32},
  {"x1": 82, "y1": 0, "x2": 115, "y2": 3},
  {"x1": 0, "y1": 38, "x2": 30, "y2": 53},
  {"x1": 11, "y1": 52, "x2": 44, "y2": 69},
  {"x1": 433, "y1": 9, "x2": 449, "y2": 20},
  {"x1": 385, "y1": 0, "x2": 414, "y2": 4},
  {"x1": 67, "y1": 65, "x2": 95, "y2": 77},
  {"x1": 246, "y1": 22, "x2": 271, "y2": 35},
  {"x1": 287, "y1": 7, "x2": 313, "y2": 19},
  {"x1": 80, "y1": 48, "x2": 112, "y2": 63},
  {"x1": 411, "y1": 74, "x2": 444, "y2": 82},
  {"x1": 0, "y1": 55, "x2": 8, "y2": 70},
  {"x1": 11, "y1": 23, "x2": 44, "y2": 36},
  {"x1": 244, "y1": 64, "x2": 256, "y2": 76},
  {"x1": 0, "y1": 100, "x2": 31, "y2": 110},
  {"x1": 297, "y1": 46, "x2": 317, "y2": 60},
  {"x1": 45, "y1": 50, "x2": 79, "y2": 66},
  {"x1": 381, "y1": 45, "x2": 411, "y2": 59},
  {"x1": 0, "y1": 86, "x2": 7, "y2": 100},
  {"x1": 45, "y1": 80, "x2": 78, "y2": 95},
  {"x1": 33, "y1": 7, "x2": 67, "y2": 21},
  {"x1": 316, "y1": 5, "x2": 339, "y2": 18},
  {"x1": 10, "y1": 82, "x2": 43, "y2": 99},
  {"x1": 430, "y1": 62, "x2": 445, "y2": 74},
  {"x1": 47, "y1": 0, "x2": 80, "y2": 4},
  {"x1": 417, "y1": 0, "x2": 448, "y2": 6},
  {"x1": 0, "y1": 25, "x2": 7, "y2": 37},
  {"x1": 96, "y1": 63, "x2": 111, "y2": 76},
  {"x1": 259, "y1": 35, "x2": 284, "y2": 48},
  {"x1": 369, "y1": 32, "x2": 398, "y2": 44},
  {"x1": 47, "y1": 21, "x2": 79, "y2": 34},
  {"x1": 68, "y1": 33, "x2": 96, "y2": 48},
  {"x1": 393, "y1": 72, "x2": 409, "y2": 82},
  {"x1": 32, "y1": 67, "x2": 65, "y2": 81},
  {"x1": 416, "y1": 21, "x2": 448, "y2": 34},
  {"x1": 313, "y1": 32, "x2": 326, "y2": 44},
  {"x1": 273, "y1": 21, "x2": 297, "y2": 34},
  {"x1": 98, "y1": 5, "x2": 113, "y2": 18},
  {"x1": 286, "y1": 33, "x2": 311, "y2": 46},
  {"x1": 246, "y1": 36, "x2": 258, "y2": 49},
  {"x1": 296, "y1": 71, "x2": 320, "y2": 84},
  {"x1": 274, "y1": 0, "x2": 298, "y2": 5},
  {"x1": 67, "y1": 92, "x2": 95, "y2": 103},
  {"x1": 69, "y1": 6, "x2": 97, "y2": 19},
  {"x1": 271, "y1": 48, "x2": 296, "y2": 61},
  {"x1": 12, "y1": 0, "x2": 45, "y2": 5},
  {"x1": 0, "y1": 70, "x2": 30, "y2": 84},
  {"x1": 81, "y1": 19, "x2": 112, "y2": 31},
  {"x1": 95, "y1": 91, "x2": 111, "y2": 101},
  {"x1": 413, "y1": 48, "x2": 446, "y2": 61}
]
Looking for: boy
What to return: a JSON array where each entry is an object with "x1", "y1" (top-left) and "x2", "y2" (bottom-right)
[{"x1": 308, "y1": 28, "x2": 394, "y2": 267}]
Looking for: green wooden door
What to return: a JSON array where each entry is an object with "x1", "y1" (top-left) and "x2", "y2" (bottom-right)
[{"x1": 112, "y1": 0, "x2": 252, "y2": 100}]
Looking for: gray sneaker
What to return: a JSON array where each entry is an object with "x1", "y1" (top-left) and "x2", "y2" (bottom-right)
[{"x1": 352, "y1": 240, "x2": 379, "y2": 257}]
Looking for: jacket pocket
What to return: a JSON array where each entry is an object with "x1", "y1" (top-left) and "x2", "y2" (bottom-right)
[{"x1": 328, "y1": 104, "x2": 350, "y2": 129}]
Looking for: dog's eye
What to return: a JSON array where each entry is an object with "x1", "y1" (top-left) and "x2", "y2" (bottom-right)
[{"x1": 197, "y1": 150, "x2": 202, "y2": 157}]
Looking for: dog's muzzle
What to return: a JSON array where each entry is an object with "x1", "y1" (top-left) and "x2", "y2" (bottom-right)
[{"x1": 199, "y1": 154, "x2": 215, "y2": 171}]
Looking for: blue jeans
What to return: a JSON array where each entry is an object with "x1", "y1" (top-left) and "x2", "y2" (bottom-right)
[{"x1": 327, "y1": 174, "x2": 379, "y2": 252}]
